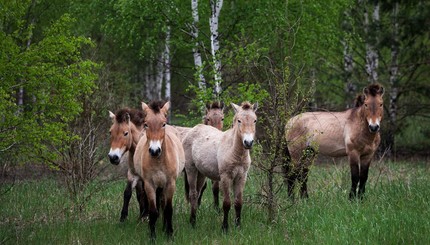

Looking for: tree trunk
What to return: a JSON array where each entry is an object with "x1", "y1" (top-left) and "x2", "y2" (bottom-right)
[
  {"x1": 164, "y1": 25, "x2": 171, "y2": 101},
  {"x1": 210, "y1": 0, "x2": 223, "y2": 98},
  {"x1": 388, "y1": 2, "x2": 399, "y2": 159},
  {"x1": 342, "y1": 11, "x2": 355, "y2": 108},
  {"x1": 191, "y1": 0, "x2": 206, "y2": 91},
  {"x1": 363, "y1": 0, "x2": 379, "y2": 84}
]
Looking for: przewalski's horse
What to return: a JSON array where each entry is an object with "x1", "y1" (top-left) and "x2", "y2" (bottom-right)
[
  {"x1": 183, "y1": 102, "x2": 257, "y2": 232},
  {"x1": 182, "y1": 102, "x2": 225, "y2": 209},
  {"x1": 284, "y1": 83, "x2": 384, "y2": 199},
  {"x1": 133, "y1": 101, "x2": 185, "y2": 239},
  {"x1": 108, "y1": 108, "x2": 148, "y2": 222}
]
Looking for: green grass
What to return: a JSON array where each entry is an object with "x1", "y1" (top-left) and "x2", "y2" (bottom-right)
[{"x1": 1, "y1": 161, "x2": 430, "y2": 244}]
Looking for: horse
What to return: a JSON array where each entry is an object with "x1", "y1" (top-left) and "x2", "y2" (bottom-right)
[
  {"x1": 133, "y1": 100, "x2": 185, "y2": 239},
  {"x1": 108, "y1": 108, "x2": 148, "y2": 222},
  {"x1": 182, "y1": 102, "x2": 257, "y2": 232},
  {"x1": 181, "y1": 102, "x2": 225, "y2": 209},
  {"x1": 284, "y1": 83, "x2": 384, "y2": 199}
]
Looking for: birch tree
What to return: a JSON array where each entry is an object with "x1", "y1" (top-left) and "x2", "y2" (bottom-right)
[
  {"x1": 363, "y1": 0, "x2": 380, "y2": 84},
  {"x1": 209, "y1": 0, "x2": 223, "y2": 98},
  {"x1": 191, "y1": 0, "x2": 206, "y2": 91}
]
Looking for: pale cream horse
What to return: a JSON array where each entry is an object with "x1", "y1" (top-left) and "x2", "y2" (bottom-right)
[
  {"x1": 284, "y1": 84, "x2": 384, "y2": 199},
  {"x1": 183, "y1": 102, "x2": 257, "y2": 232},
  {"x1": 133, "y1": 101, "x2": 185, "y2": 239}
]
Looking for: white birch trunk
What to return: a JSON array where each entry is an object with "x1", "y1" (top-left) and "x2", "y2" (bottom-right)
[
  {"x1": 364, "y1": 0, "x2": 379, "y2": 84},
  {"x1": 164, "y1": 25, "x2": 171, "y2": 101},
  {"x1": 389, "y1": 2, "x2": 399, "y2": 157},
  {"x1": 210, "y1": 0, "x2": 223, "y2": 97},
  {"x1": 191, "y1": 0, "x2": 206, "y2": 90},
  {"x1": 156, "y1": 53, "x2": 164, "y2": 100}
]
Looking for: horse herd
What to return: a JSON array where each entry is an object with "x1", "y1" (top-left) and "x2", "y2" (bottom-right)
[{"x1": 107, "y1": 83, "x2": 385, "y2": 239}]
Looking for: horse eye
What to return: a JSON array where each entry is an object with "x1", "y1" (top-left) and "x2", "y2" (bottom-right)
[
  {"x1": 221, "y1": 118, "x2": 224, "y2": 121},
  {"x1": 144, "y1": 123, "x2": 148, "y2": 129},
  {"x1": 206, "y1": 118, "x2": 210, "y2": 122},
  {"x1": 380, "y1": 104, "x2": 383, "y2": 107},
  {"x1": 162, "y1": 123, "x2": 166, "y2": 128},
  {"x1": 238, "y1": 119, "x2": 242, "y2": 124},
  {"x1": 254, "y1": 120, "x2": 257, "y2": 123},
  {"x1": 124, "y1": 131, "x2": 129, "y2": 136},
  {"x1": 364, "y1": 104, "x2": 368, "y2": 108}
]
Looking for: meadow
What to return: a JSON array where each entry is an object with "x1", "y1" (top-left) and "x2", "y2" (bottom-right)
[{"x1": 1, "y1": 160, "x2": 429, "y2": 244}]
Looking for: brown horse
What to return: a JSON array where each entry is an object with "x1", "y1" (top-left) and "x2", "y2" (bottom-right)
[
  {"x1": 284, "y1": 84, "x2": 384, "y2": 199},
  {"x1": 108, "y1": 108, "x2": 148, "y2": 222},
  {"x1": 183, "y1": 102, "x2": 257, "y2": 232},
  {"x1": 133, "y1": 101, "x2": 185, "y2": 239}
]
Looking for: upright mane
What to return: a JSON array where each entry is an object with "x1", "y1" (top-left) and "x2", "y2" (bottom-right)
[
  {"x1": 206, "y1": 101, "x2": 224, "y2": 110},
  {"x1": 354, "y1": 94, "x2": 365, "y2": 107},
  {"x1": 115, "y1": 108, "x2": 145, "y2": 126},
  {"x1": 240, "y1": 101, "x2": 252, "y2": 110},
  {"x1": 148, "y1": 100, "x2": 167, "y2": 114},
  {"x1": 365, "y1": 83, "x2": 384, "y2": 97}
]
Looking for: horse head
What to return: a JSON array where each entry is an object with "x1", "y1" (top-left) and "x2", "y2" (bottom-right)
[
  {"x1": 142, "y1": 101, "x2": 169, "y2": 157},
  {"x1": 362, "y1": 84, "x2": 384, "y2": 133},
  {"x1": 203, "y1": 101, "x2": 225, "y2": 130},
  {"x1": 108, "y1": 110, "x2": 132, "y2": 165},
  {"x1": 232, "y1": 102, "x2": 258, "y2": 149}
]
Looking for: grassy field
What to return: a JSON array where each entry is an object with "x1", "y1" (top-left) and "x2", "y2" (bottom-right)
[{"x1": 1, "y1": 160, "x2": 429, "y2": 244}]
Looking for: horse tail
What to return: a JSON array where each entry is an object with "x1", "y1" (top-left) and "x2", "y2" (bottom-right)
[
  {"x1": 282, "y1": 141, "x2": 292, "y2": 179},
  {"x1": 183, "y1": 169, "x2": 190, "y2": 203}
]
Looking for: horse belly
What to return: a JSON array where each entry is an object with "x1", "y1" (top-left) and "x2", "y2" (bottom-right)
[{"x1": 192, "y1": 142, "x2": 220, "y2": 180}]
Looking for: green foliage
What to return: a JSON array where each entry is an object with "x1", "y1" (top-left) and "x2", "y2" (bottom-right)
[{"x1": 0, "y1": 9, "x2": 99, "y2": 164}]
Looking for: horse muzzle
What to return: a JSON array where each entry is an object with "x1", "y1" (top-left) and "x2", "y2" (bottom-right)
[
  {"x1": 108, "y1": 154, "x2": 120, "y2": 165},
  {"x1": 243, "y1": 139, "x2": 254, "y2": 149},
  {"x1": 368, "y1": 124, "x2": 380, "y2": 133},
  {"x1": 149, "y1": 147, "x2": 162, "y2": 157}
]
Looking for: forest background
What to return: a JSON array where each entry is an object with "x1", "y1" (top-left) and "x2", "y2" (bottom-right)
[{"x1": 1, "y1": 0, "x2": 429, "y2": 199}]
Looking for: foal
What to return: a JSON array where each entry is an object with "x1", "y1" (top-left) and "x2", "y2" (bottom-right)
[
  {"x1": 183, "y1": 102, "x2": 257, "y2": 231},
  {"x1": 284, "y1": 84, "x2": 384, "y2": 199},
  {"x1": 133, "y1": 101, "x2": 185, "y2": 239},
  {"x1": 108, "y1": 108, "x2": 147, "y2": 221}
]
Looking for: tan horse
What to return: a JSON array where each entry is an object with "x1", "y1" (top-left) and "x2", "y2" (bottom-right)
[
  {"x1": 181, "y1": 102, "x2": 225, "y2": 209},
  {"x1": 133, "y1": 101, "x2": 185, "y2": 239},
  {"x1": 108, "y1": 108, "x2": 147, "y2": 222},
  {"x1": 284, "y1": 84, "x2": 384, "y2": 199},
  {"x1": 183, "y1": 102, "x2": 257, "y2": 232}
]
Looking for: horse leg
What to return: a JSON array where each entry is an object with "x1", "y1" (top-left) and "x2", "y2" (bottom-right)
[
  {"x1": 348, "y1": 153, "x2": 360, "y2": 200},
  {"x1": 136, "y1": 179, "x2": 148, "y2": 220},
  {"x1": 186, "y1": 167, "x2": 199, "y2": 227},
  {"x1": 198, "y1": 181, "x2": 207, "y2": 206},
  {"x1": 144, "y1": 183, "x2": 158, "y2": 240},
  {"x1": 163, "y1": 181, "x2": 176, "y2": 238},
  {"x1": 212, "y1": 180, "x2": 220, "y2": 212},
  {"x1": 233, "y1": 176, "x2": 246, "y2": 228},
  {"x1": 220, "y1": 174, "x2": 232, "y2": 232},
  {"x1": 358, "y1": 155, "x2": 372, "y2": 199},
  {"x1": 298, "y1": 167, "x2": 310, "y2": 198},
  {"x1": 120, "y1": 181, "x2": 133, "y2": 222}
]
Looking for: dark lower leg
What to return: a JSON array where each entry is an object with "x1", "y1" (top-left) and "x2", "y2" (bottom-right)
[
  {"x1": 163, "y1": 198, "x2": 173, "y2": 237},
  {"x1": 299, "y1": 168, "x2": 309, "y2": 198},
  {"x1": 148, "y1": 203, "x2": 158, "y2": 240},
  {"x1": 136, "y1": 180, "x2": 148, "y2": 219},
  {"x1": 120, "y1": 182, "x2": 132, "y2": 222},
  {"x1": 212, "y1": 180, "x2": 220, "y2": 210},
  {"x1": 358, "y1": 164, "x2": 369, "y2": 198},
  {"x1": 222, "y1": 199, "x2": 231, "y2": 232},
  {"x1": 234, "y1": 200, "x2": 242, "y2": 227},
  {"x1": 349, "y1": 164, "x2": 360, "y2": 199}
]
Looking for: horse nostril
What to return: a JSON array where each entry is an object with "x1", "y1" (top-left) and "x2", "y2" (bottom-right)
[
  {"x1": 108, "y1": 154, "x2": 120, "y2": 165},
  {"x1": 244, "y1": 140, "x2": 254, "y2": 149},
  {"x1": 368, "y1": 124, "x2": 380, "y2": 133},
  {"x1": 149, "y1": 148, "x2": 161, "y2": 157}
]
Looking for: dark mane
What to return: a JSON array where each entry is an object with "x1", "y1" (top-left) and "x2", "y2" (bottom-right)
[
  {"x1": 365, "y1": 83, "x2": 384, "y2": 97},
  {"x1": 241, "y1": 101, "x2": 252, "y2": 110},
  {"x1": 148, "y1": 100, "x2": 167, "y2": 113},
  {"x1": 115, "y1": 108, "x2": 145, "y2": 126},
  {"x1": 206, "y1": 101, "x2": 224, "y2": 110},
  {"x1": 354, "y1": 94, "x2": 365, "y2": 107}
]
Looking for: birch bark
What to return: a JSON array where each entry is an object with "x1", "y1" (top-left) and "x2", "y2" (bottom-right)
[
  {"x1": 364, "y1": 0, "x2": 379, "y2": 84},
  {"x1": 210, "y1": 0, "x2": 223, "y2": 97},
  {"x1": 191, "y1": 0, "x2": 206, "y2": 90}
]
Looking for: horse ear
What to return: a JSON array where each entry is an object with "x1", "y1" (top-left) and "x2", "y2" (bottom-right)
[
  {"x1": 109, "y1": 111, "x2": 116, "y2": 121},
  {"x1": 220, "y1": 101, "x2": 225, "y2": 111},
  {"x1": 379, "y1": 86, "x2": 385, "y2": 96},
  {"x1": 252, "y1": 102, "x2": 258, "y2": 112},
  {"x1": 161, "y1": 101, "x2": 170, "y2": 116},
  {"x1": 125, "y1": 112, "x2": 130, "y2": 124},
  {"x1": 142, "y1": 102, "x2": 149, "y2": 111},
  {"x1": 231, "y1": 103, "x2": 240, "y2": 113}
]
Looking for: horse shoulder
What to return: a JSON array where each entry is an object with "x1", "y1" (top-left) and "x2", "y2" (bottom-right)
[
  {"x1": 165, "y1": 131, "x2": 185, "y2": 176},
  {"x1": 133, "y1": 135, "x2": 148, "y2": 179}
]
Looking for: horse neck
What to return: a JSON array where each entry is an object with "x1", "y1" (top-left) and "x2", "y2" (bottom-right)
[
  {"x1": 228, "y1": 125, "x2": 248, "y2": 160},
  {"x1": 129, "y1": 123, "x2": 143, "y2": 154}
]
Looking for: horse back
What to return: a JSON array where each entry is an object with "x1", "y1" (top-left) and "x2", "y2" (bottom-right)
[{"x1": 286, "y1": 111, "x2": 351, "y2": 158}]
